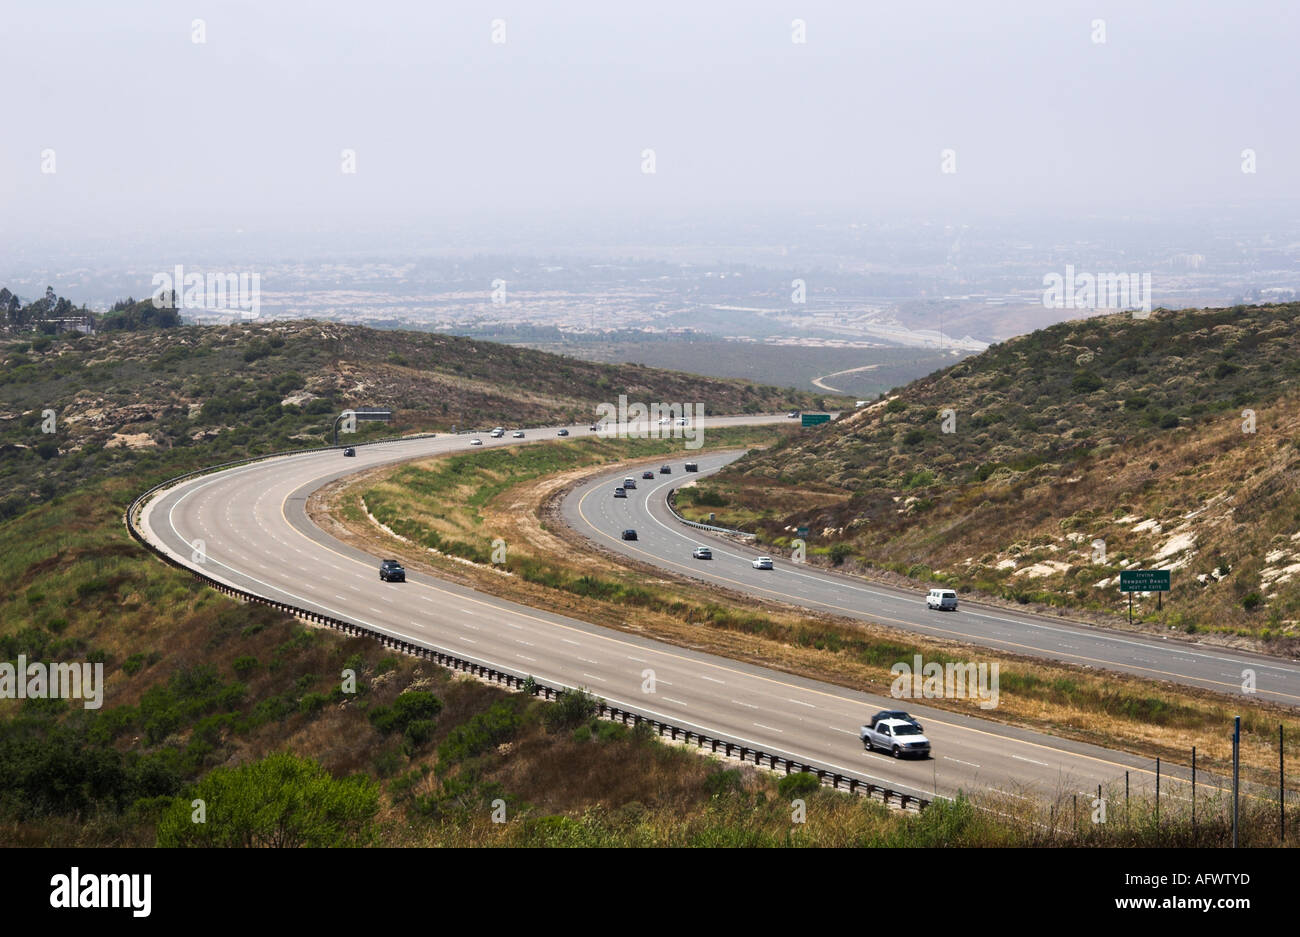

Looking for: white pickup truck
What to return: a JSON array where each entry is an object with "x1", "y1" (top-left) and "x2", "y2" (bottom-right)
[{"x1": 859, "y1": 716, "x2": 932, "y2": 759}]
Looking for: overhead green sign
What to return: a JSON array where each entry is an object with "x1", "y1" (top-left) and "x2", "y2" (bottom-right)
[
  {"x1": 1119, "y1": 570, "x2": 1170, "y2": 592},
  {"x1": 801, "y1": 413, "x2": 831, "y2": 427},
  {"x1": 796, "y1": 527, "x2": 809, "y2": 538}
]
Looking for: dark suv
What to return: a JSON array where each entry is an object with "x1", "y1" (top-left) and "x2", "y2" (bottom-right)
[
  {"x1": 343, "y1": 447, "x2": 356, "y2": 457},
  {"x1": 868, "y1": 710, "x2": 922, "y2": 730},
  {"x1": 379, "y1": 559, "x2": 406, "y2": 582}
]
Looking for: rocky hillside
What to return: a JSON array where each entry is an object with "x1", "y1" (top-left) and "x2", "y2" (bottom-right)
[
  {"x1": 0, "y1": 320, "x2": 830, "y2": 521},
  {"x1": 690, "y1": 303, "x2": 1300, "y2": 647}
]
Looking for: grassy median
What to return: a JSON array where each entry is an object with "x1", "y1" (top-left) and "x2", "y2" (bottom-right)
[{"x1": 312, "y1": 435, "x2": 1300, "y2": 804}]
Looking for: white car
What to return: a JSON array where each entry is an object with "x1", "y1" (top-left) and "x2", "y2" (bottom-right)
[
  {"x1": 470, "y1": 438, "x2": 483, "y2": 446},
  {"x1": 751, "y1": 556, "x2": 774, "y2": 570},
  {"x1": 926, "y1": 588, "x2": 959, "y2": 611},
  {"x1": 490, "y1": 428, "x2": 505, "y2": 437},
  {"x1": 512, "y1": 430, "x2": 525, "y2": 438},
  {"x1": 860, "y1": 717, "x2": 932, "y2": 758}
]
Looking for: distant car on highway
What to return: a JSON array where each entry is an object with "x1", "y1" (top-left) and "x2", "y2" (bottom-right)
[
  {"x1": 342, "y1": 446, "x2": 356, "y2": 457},
  {"x1": 860, "y1": 717, "x2": 931, "y2": 758},
  {"x1": 692, "y1": 546, "x2": 712, "y2": 560},
  {"x1": 378, "y1": 559, "x2": 406, "y2": 582},
  {"x1": 621, "y1": 529, "x2": 638, "y2": 541},
  {"x1": 557, "y1": 428, "x2": 569, "y2": 436},
  {"x1": 614, "y1": 487, "x2": 627, "y2": 498},
  {"x1": 623, "y1": 477, "x2": 637, "y2": 489},
  {"x1": 869, "y1": 710, "x2": 923, "y2": 731},
  {"x1": 676, "y1": 417, "x2": 688, "y2": 426},
  {"x1": 751, "y1": 556, "x2": 773, "y2": 570},
  {"x1": 589, "y1": 424, "x2": 598, "y2": 431},
  {"x1": 659, "y1": 465, "x2": 671, "y2": 474},
  {"x1": 470, "y1": 438, "x2": 483, "y2": 446},
  {"x1": 490, "y1": 427, "x2": 505, "y2": 438},
  {"x1": 512, "y1": 431, "x2": 525, "y2": 438},
  {"x1": 787, "y1": 411, "x2": 800, "y2": 418},
  {"x1": 684, "y1": 461, "x2": 698, "y2": 472},
  {"x1": 926, "y1": 588, "x2": 959, "y2": 611},
  {"x1": 641, "y1": 470, "x2": 655, "y2": 480}
]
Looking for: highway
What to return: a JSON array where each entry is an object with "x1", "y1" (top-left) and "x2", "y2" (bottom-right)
[
  {"x1": 562, "y1": 449, "x2": 1300, "y2": 708},
  {"x1": 135, "y1": 418, "x2": 1234, "y2": 807}
]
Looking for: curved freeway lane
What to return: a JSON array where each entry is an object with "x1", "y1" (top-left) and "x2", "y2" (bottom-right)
[
  {"x1": 561, "y1": 450, "x2": 1300, "y2": 708},
  {"x1": 137, "y1": 418, "x2": 1210, "y2": 806}
]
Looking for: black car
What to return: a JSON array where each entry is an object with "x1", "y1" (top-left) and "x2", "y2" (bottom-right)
[
  {"x1": 557, "y1": 428, "x2": 569, "y2": 436},
  {"x1": 684, "y1": 461, "x2": 698, "y2": 472},
  {"x1": 869, "y1": 710, "x2": 921, "y2": 730},
  {"x1": 659, "y1": 465, "x2": 671, "y2": 474},
  {"x1": 621, "y1": 529, "x2": 638, "y2": 541},
  {"x1": 343, "y1": 447, "x2": 356, "y2": 457},
  {"x1": 379, "y1": 559, "x2": 406, "y2": 582}
]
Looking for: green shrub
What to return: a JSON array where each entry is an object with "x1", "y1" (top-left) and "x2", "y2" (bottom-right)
[
  {"x1": 544, "y1": 687, "x2": 601, "y2": 731},
  {"x1": 704, "y1": 768, "x2": 744, "y2": 797},
  {"x1": 369, "y1": 690, "x2": 443, "y2": 735},
  {"x1": 777, "y1": 771, "x2": 822, "y2": 798}
]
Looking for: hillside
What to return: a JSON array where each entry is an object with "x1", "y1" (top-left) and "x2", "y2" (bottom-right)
[
  {"x1": 0, "y1": 319, "x2": 833, "y2": 522},
  {"x1": 688, "y1": 302, "x2": 1300, "y2": 648}
]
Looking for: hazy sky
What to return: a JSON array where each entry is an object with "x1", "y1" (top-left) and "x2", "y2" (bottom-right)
[{"x1": 4, "y1": 0, "x2": 1298, "y2": 247}]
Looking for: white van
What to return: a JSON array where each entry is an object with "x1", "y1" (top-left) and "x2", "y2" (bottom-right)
[{"x1": 926, "y1": 588, "x2": 959, "y2": 611}]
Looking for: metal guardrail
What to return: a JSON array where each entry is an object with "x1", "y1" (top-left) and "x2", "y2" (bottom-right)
[
  {"x1": 124, "y1": 434, "x2": 929, "y2": 812},
  {"x1": 665, "y1": 489, "x2": 757, "y2": 540}
]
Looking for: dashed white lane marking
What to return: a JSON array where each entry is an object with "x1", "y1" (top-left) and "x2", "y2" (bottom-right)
[
  {"x1": 1012, "y1": 755, "x2": 1050, "y2": 767},
  {"x1": 581, "y1": 673, "x2": 607, "y2": 682},
  {"x1": 661, "y1": 696, "x2": 687, "y2": 706},
  {"x1": 787, "y1": 698, "x2": 815, "y2": 708},
  {"x1": 944, "y1": 756, "x2": 982, "y2": 768},
  {"x1": 753, "y1": 722, "x2": 783, "y2": 733},
  {"x1": 699, "y1": 675, "x2": 725, "y2": 684},
  {"x1": 731, "y1": 699, "x2": 759, "y2": 709}
]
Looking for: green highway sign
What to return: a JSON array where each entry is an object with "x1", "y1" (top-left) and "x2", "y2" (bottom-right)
[
  {"x1": 796, "y1": 527, "x2": 809, "y2": 538},
  {"x1": 801, "y1": 413, "x2": 831, "y2": 427},
  {"x1": 1119, "y1": 570, "x2": 1171, "y2": 592}
]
